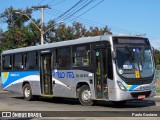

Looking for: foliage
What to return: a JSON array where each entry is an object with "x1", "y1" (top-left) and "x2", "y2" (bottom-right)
[
  {"x1": 155, "y1": 49, "x2": 160, "y2": 65},
  {"x1": 0, "y1": 7, "x2": 159, "y2": 67},
  {"x1": 0, "y1": 6, "x2": 32, "y2": 28},
  {"x1": 0, "y1": 7, "x2": 111, "y2": 51}
]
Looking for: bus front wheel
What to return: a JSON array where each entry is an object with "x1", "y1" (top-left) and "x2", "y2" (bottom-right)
[
  {"x1": 78, "y1": 85, "x2": 93, "y2": 106},
  {"x1": 23, "y1": 83, "x2": 33, "y2": 101}
]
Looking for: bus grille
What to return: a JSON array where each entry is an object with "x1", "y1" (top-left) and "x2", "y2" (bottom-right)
[
  {"x1": 123, "y1": 77, "x2": 153, "y2": 85},
  {"x1": 131, "y1": 91, "x2": 151, "y2": 98}
]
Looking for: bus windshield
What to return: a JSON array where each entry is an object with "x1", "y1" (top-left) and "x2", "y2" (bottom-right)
[{"x1": 116, "y1": 47, "x2": 154, "y2": 78}]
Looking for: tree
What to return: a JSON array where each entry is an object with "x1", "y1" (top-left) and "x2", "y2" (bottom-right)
[
  {"x1": 44, "y1": 20, "x2": 56, "y2": 42},
  {"x1": 155, "y1": 49, "x2": 160, "y2": 65},
  {"x1": 0, "y1": 6, "x2": 32, "y2": 29},
  {"x1": 26, "y1": 19, "x2": 41, "y2": 45},
  {"x1": 0, "y1": 7, "x2": 33, "y2": 49},
  {"x1": 0, "y1": 7, "x2": 112, "y2": 51},
  {"x1": 0, "y1": 29, "x2": 3, "y2": 52},
  {"x1": 72, "y1": 22, "x2": 86, "y2": 38}
]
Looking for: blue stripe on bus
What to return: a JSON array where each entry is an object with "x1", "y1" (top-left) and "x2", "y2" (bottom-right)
[
  {"x1": 122, "y1": 81, "x2": 140, "y2": 91},
  {"x1": 2, "y1": 71, "x2": 40, "y2": 88},
  {"x1": 128, "y1": 85, "x2": 140, "y2": 91}
]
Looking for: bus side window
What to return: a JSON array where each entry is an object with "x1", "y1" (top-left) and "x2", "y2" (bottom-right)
[
  {"x1": 13, "y1": 53, "x2": 23, "y2": 70},
  {"x1": 3, "y1": 55, "x2": 12, "y2": 70},
  {"x1": 54, "y1": 48, "x2": 70, "y2": 68},
  {"x1": 25, "y1": 52, "x2": 38, "y2": 70},
  {"x1": 72, "y1": 45, "x2": 90, "y2": 67}
]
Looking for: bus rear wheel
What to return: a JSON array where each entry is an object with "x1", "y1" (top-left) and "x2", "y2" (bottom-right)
[
  {"x1": 78, "y1": 85, "x2": 93, "y2": 106},
  {"x1": 23, "y1": 83, "x2": 33, "y2": 101}
]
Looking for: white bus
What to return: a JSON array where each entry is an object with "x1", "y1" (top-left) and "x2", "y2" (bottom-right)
[{"x1": 1, "y1": 34, "x2": 156, "y2": 106}]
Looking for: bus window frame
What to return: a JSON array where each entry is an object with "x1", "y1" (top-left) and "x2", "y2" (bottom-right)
[
  {"x1": 71, "y1": 43, "x2": 91, "y2": 68},
  {"x1": 53, "y1": 46, "x2": 71, "y2": 69},
  {"x1": 24, "y1": 51, "x2": 39, "y2": 70},
  {"x1": 2, "y1": 54, "x2": 12, "y2": 71}
]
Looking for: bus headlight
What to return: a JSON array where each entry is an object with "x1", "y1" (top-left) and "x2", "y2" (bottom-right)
[{"x1": 117, "y1": 81, "x2": 127, "y2": 91}]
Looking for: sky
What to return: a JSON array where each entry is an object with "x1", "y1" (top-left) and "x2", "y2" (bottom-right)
[{"x1": 0, "y1": 0, "x2": 160, "y2": 49}]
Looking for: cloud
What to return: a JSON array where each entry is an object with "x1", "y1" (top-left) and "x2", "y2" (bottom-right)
[{"x1": 150, "y1": 39, "x2": 160, "y2": 49}]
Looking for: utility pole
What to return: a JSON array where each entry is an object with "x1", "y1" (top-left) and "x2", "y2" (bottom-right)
[{"x1": 32, "y1": 5, "x2": 50, "y2": 45}]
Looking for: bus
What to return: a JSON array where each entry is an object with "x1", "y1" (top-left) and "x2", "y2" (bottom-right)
[{"x1": 1, "y1": 34, "x2": 156, "y2": 106}]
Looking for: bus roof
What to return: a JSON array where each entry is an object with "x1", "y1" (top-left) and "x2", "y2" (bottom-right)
[
  {"x1": 2, "y1": 34, "x2": 147, "y2": 55},
  {"x1": 2, "y1": 35, "x2": 110, "y2": 55}
]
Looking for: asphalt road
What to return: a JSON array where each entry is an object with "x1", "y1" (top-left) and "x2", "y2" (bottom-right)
[
  {"x1": 0, "y1": 92, "x2": 159, "y2": 111},
  {"x1": 0, "y1": 91, "x2": 160, "y2": 120}
]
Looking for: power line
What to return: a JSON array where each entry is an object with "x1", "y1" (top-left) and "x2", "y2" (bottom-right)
[
  {"x1": 45, "y1": 5, "x2": 156, "y2": 39},
  {"x1": 44, "y1": 0, "x2": 97, "y2": 31},
  {"x1": 37, "y1": 0, "x2": 45, "y2": 5},
  {"x1": 46, "y1": 8, "x2": 142, "y2": 35},
  {"x1": 50, "y1": 0, "x2": 96, "y2": 22},
  {"x1": 46, "y1": 0, "x2": 57, "y2": 5},
  {"x1": 50, "y1": 0, "x2": 66, "y2": 6},
  {"x1": 54, "y1": 0, "x2": 86, "y2": 21},
  {"x1": 45, "y1": 9, "x2": 158, "y2": 40},
  {"x1": 67, "y1": 0, "x2": 104, "y2": 23},
  {"x1": 46, "y1": 9, "x2": 103, "y2": 27},
  {"x1": 62, "y1": 0, "x2": 96, "y2": 21}
]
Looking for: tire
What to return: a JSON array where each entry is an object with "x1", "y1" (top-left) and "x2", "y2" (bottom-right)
[
  {"x1": 23, "y1": 83, "x2": 33, "y2": 101},
  {"x1": 112, "y1": 101, "x2": 127, "y2": 106},
  {"x1": 78, "y1": 85, "x2": 93, "y2": 106}
]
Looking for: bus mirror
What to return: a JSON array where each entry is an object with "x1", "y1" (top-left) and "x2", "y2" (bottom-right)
[
  {"x1": 112, "y1": 51, "x2": 117, "y2": 60},
  {"x1": 151, "y1": 46, "x2": 155, "y2": 54}
]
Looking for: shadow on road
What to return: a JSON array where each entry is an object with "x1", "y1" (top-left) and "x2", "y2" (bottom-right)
[
  {"x1": 95, "y1": 100, "x2": 156, "y2": 108},
  {"x1": 12, "y1": 95, "x2": 156, "y2": 108}
]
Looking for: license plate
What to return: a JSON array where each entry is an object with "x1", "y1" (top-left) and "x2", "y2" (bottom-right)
[{"x1": 138, "y1": 95, "x2": 146, "y2": 99}]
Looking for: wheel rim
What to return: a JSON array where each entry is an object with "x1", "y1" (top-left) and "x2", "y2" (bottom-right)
[
  {"x1": 24, "y1": 87, "x2": 30, "y2": 98},
  {"x1": 82, "y1": 90, "x2": 91, "y2": 102}
]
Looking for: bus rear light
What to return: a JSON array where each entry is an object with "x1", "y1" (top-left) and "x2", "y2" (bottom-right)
[{"x1": 117, "y1": 81, "x2": 127, "y2": 91}]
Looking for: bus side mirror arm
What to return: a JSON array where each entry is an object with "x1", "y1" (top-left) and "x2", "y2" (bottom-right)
[
  {"x1": 151, "y1": 46, "x2": 155, "y2": 54},
  {"x1": 151, "y1": 46, "x2": 156, "y2": 68}
]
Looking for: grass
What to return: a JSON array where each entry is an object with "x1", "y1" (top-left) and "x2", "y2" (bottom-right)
[{"x1": 156, "y1": 88, "x2": 160, "y2": 93}]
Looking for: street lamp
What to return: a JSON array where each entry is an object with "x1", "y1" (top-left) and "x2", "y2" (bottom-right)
[
  {"x1": 15, "y1": 12, "x2": 44, "y2": 45},
  {"x1": 15, "y1": 12, "x2": 63, "y2": 45}
]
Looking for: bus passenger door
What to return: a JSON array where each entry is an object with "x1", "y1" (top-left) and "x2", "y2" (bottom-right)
[
  {"x1": 40, "y1": 54, "x2": 53, "y2": 95},
  {"x1": 94, "y1": 49, "x2": 108, "y2": 99}
]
